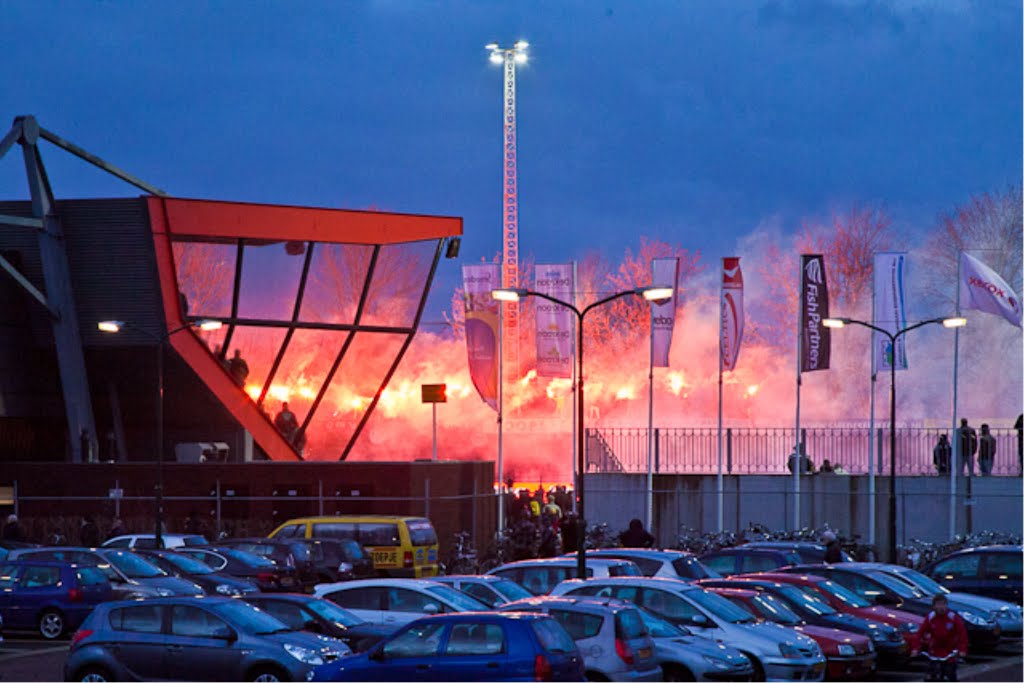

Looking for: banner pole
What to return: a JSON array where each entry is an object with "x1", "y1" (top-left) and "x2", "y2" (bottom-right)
[
  {"x1": 794, "y1": 257, "x2": 803, "y2": 531},
  {"x1": 869, "y1": 262, "x2": 877, "y2": 546},
  {"x1": 949, "y1": 251, "x2": 962, "y2": 540},
  {"x1": 646, "y1": 320, "x2": 654, "y2": 532},
  {"x1": 571, "y1": 260, "x2": 578, "y2": 513},
  {"x1": 717, "y1": 258, "x2": 724, "y2": 533},
  {"x1": 497, "y1": 300, "x2": 505, "y2": 533}
]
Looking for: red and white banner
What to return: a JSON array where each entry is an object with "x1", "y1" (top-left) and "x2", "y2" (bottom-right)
[
  {"x1": 534, "y1": 264, "x2": 575, "y2": 378},
  {"x1": 959, "y1": 252, "x2": 1022, "y2": 328},
  {"x1": 720, "y1": 257, "x2": 744, "y2": 372},
  {"x1": 651, "y1": 257, "x2": 680, "y2": 367},
  {"x1": 462, "y1": 264, "x2": 501, "y2": 411}
]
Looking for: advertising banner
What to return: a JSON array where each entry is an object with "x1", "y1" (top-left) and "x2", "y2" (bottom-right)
[
  {"x1": 462, "y1": 264, "x2": 501, "y2": 411},
  {"x1": 959, "y1": 252, "x2": 1023, "y2": 327},
  {"x1": 873, "y1": 252, "x2": 909, "y2": 372},
  {"x1": 800, "y1": 254, "x2": 831, "y2": 373},
  {"x1": 534, "y1": 264, "x2": 575, "y2": 378},
  {"x1": 721, "y1": 257, "x2": 744, "y2": 372},
  {"x1": 651, "y1": 257, "x2": 680, "y2": 367}
]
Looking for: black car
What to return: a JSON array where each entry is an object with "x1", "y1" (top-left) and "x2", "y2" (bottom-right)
[
  {"x1": 243, "y1": 593, "x2": 396, "y2": 652},
  {"x1": 136, "y1": 549, "x2": 259, "y2": 597},
  {"x1": 743, "y1": 542, "x2": 854, "y2": 564},
  {"x1": 699, "y1": 548, "x2": 802, "y2": 576},
  {"x1": 295, "y1": 538, "x2": 374, "y2": 583},
  {"x1": 779, "y1": 563, "x2": 1003, "y2": 650},
  {"x1": 699, "y1": 577, "x2": 909, "y2": 664},
  {"x1": 177, "y1": 546, "x2": 300, "y2": 593},
  {"x1": 216, "y1": 538, "x2": 318, "y2": 590},
  {"x1": 923, "y1": 545, "x2": 1023, "y2": 605}
]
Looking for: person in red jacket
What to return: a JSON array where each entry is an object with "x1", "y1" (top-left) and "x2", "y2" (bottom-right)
[{"x1": 913, "y1": 594, "x2": 969, "y2": 681}]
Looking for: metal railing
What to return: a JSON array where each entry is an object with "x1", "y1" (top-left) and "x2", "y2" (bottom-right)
[{"x1": 587, "y1": 426, "x2": 1022, "y2": 476}]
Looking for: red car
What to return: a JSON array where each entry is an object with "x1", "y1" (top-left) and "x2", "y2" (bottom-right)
[
  {"x1": 708, "y1": 586, "x2": 877, "y2": 680},
  {"x1": 743, "y1": 572, "x2": 923, "y2": 639}
]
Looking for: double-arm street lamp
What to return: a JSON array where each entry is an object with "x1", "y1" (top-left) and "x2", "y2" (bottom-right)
[
  {"x1": 823, "y1": 316, "x2": 966, "y2": 563},
  {"x1": 98, "y1": 318, "x2": 223, "y2": 548},
  {"x1": 492, "y1": 285, "x2": 674, "y2": 579}
]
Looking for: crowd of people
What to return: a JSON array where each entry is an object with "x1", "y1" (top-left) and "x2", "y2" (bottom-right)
[{"x1": 933, "y1": 416, "x2": 1022, "y2": 477}]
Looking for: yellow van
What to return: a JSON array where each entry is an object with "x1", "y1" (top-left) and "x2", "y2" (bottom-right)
[{"x1": 268, "y1": 516, "x2": 439, "y2": 578}]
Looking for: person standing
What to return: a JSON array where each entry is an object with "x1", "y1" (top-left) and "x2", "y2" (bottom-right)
[
  {"x1": 1015, "y1": 414, "x2": 1022, "y2": 477},
  {"x1": 274, "y1": 402, "x2": 299, "y2": 442},
  {"x1": 822, "y1": 531, "x2": 844, "y2": 563},
  {"x1": 79, "y1": 516, "x2": 100, "y2": 547},
  {"x1": 977, "y1": 424, "x2": 996, "y2": 476},
  {"x1": 107, "y1": 517, "x2": 128, "y2": 540},
  {"x1": 618, "y1": 518, "x2": 655, "y2": 548},
  {"x1": 933, "y1": 434, "x2": 952, "y2": 475},
  {"x1": 2, "y1": 514, "x2": 25, "y2": 542},
  {"x1": 957, "y1": 419, "x2": 978, "y2": 477},
  {"x1": 228, "y1": 349, "x2": 249, "y2": 387}
]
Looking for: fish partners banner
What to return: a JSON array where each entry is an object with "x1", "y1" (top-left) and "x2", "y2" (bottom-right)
[
  {"x1": 651, "y1": 257, "x2": 680, "y2": 367},
  {"x1": 462, "y1": 264, "x2": 501, "y2": 411},
  {"x1": 959, "y1": 252, "x2": 1023, "y2": 328},
  {"x1": 721, "y1": 257, "x2": 744, "y2": 371},
  {"x1": 873, "y1": 252, "x2": 909, "y2": 372},
  {"x1": 800, "y1": 254, "x2": 831, "y2": 373},
  {"x1": 534, "y1": 264, "x2": 575, "y2": 378}
]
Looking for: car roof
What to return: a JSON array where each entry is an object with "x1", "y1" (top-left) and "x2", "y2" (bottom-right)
[
  {"x1": 702, "y1": 547, "x2": 792, "y2": 556},
  {"x1": 1, "y1": 559, "x2": 84, "y2": 568},
  {"x1": 417, "y1": 611, "x2": 553, "y2": 623},
  {"x1": 558, "y1": 576, "x2": 696, "y2": 591},
  {"x1": 943, "y1": 545, "x2": 1023, "y2": 555},
  {"x1": 108, "y1": 534, "x2": 199, "y2": 540},
  {"x1": 243, "y1": 593, "x2": 318, "y2": 603},
  {"x1": 433, "y1": 575, "x2": 508, "y2": 583},
  {"x1": 98, "y1": 595, "x2": 239, "y2": 609},
  {"x1": 745, "y1": 541, "x2": 825, "y2": 550},
  {"x1": 586, "y1": 548, "x2": 694, "y2": 559},
  {"x1": 707, "y1": 586, "x2": 759, "y2": 598},
  {"x1": 493, "y1": 557, "x2": 634, "y2": 568},
  {"x1": 503, "y1": 595, "x2": 636, "y2": 613},
  {"x1": 318, "y1": 578, "x2": 444, "y2": 590},
  {"x1": 747, "y1": 572, "x2": 826, "y2": 584},
  {"x1": 277, "y1": 516, "x2": 427, "y2": 524}
]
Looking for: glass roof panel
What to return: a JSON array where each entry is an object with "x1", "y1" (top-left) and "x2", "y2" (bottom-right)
[
  {"x1": 360, "y1": 240, "x2": 436, "y2": 328},
  {"x1": 299, "y1": 243, "x2": 374, "y2": 325},
  {"x1": 259, "y1": 328, "x2": 346, "y2": 426},
  {"x1": 221, "y1": 325, "x2": 289, "y2": 402},
  {"x1": 237, "y1": 240, "x2": 308, "y2": 321},
  {"x1": 172, "y1": 241, "x2": 236, "y2": 318}
]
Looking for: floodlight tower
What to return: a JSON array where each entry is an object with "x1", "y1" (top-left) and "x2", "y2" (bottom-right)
[{"x1": 487, "y1": 40, "x2": 528, "y2": 383}]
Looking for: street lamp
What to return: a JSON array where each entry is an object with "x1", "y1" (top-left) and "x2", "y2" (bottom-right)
[
  {"x1": 492, "y1": 285, "x2": 673, "y2": 579},
  {"x1": 823, "y1": 315, "x2": 965, "y2": 562},
  {"x1": 98, "y1": 318, "x2": 223, "y2": 548}
]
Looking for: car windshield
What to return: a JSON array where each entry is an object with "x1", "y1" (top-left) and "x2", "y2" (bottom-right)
[
  {"x1": 337, "y1": 539, "x2": 367, "y2": 561},
  {"x1": 492, "y1": 579, "x2": 532, "y2": 602},
  {"x1": 776, "y1": 585, "x2": 837, "y2": 615},
  {"x1": 103, "y1": 551, "x2": 166, "y2": 579},
  {"x1": 686, "y1": 588, "x2": 756, "y2": 623},
  {"x1": 213, "y1": 600, "x2": 292, "y2": 634},
  {"x1": 425, "y1": 584, "x2": 489, "y2": 611},
  {"x1": 751, "y1": 593, "x2": 802, "y2": 625},
  {"x1": 869, "y1": 571, "x2": 925, "y2": 599},
  {"x1": 817, "y1": 580, "x2": 871, "y2": 608},
  {"x1": 220, "y1": 548, "x2": 276, "y2": 568},
  {"x1": 638, "y1": 608, "x2": 686, "y2": 638},
  {"x1": 160, "y1": 553, "x2": 216, "y2": 575},
  {"x1": 672, "y1": 555, "x2": 720, "y2": 579},
  {"x1": 305, "y1": 599, "x2": 365, "y2": 627},
  {"x1": 890, "y1": 568, "x2": 948, "y2": 595}
]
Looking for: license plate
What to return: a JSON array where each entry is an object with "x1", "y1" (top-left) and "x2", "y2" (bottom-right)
[
  {"x1": 280, "y1": 576, "x2": 294, "y2": 586},
  {"x1": 638, "y1": 647, "x2": 651, "y2": 659},
  {"x1": 372, "y1": 550, "x2": 397, "y2": 565}
]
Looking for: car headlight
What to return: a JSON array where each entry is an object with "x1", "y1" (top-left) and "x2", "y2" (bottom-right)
[
  {"x1": 779, "y1": 643, "x2": 803, "y2": 659},
  {"x1": 959, "y1": 611, "x2": 988, "y2": 626},
  {"x1": 866, "y1": 639, "x2": 875, "y2": 653},
  {"x1": 868, "y1": 629, "x2": 885, "y2": 642},
  {"x1": 215, "y1": 584, "x2": 240, "y2": 596},
  {"x1": 305, "y1": 672, "x2": 315, "y2": 682},
  {"x1": 837, "y1": 644, "x2": 855, "y2": 657},
  {"x1": 284, "y1": 643, "x2": 324, "y2": 666},
  {"x1": 899, "y1": 622, "x2": 919, "y2": 633},
  {"x1": 701, "y1": 655, "x2": 731, "y2": 670},
  {"x1": 156, "y1": 588, "x2": 174, "y2": 597},
  {"x1": 338, "y1": 562, "x2": 353, "y2": 573}
]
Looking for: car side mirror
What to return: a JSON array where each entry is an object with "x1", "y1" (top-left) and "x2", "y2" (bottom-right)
[
  {"x1": 214, "y1": 627, "x2": 237, "y2": 643},
  {"x1": 422, "y1": 603, "x2": 440, "y2": 615},
  {"x1": 304, "y1": 620, "x2": 323, "y2": 634},
  {"x1": 690, "y1": 614, "x2": 709, "y2": 627},
  {"x1": 369, "y1": 646, "x2": 386, "y2": 661}
]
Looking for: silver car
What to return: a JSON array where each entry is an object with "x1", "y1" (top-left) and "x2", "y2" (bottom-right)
[
  {"x1": 500, "y1": 595, "x2": 662, "y2": 682},
  {"x1": 637, "y1": 607, "x2": 754, "y2": 682},
  {"x1": 487, "y1": 557, "x2": 642, "y2": 596},
  {"x1": 552, "y1": 576, "x2": 825, "y2": 682},
  {"x1": 582, "y1": 549, "x2": 721, "y2": 581},
  {"x1": 431, "y1": 574, "x2": 534, "y2": 608}
]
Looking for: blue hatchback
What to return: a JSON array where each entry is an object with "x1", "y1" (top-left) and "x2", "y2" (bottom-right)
[
  {"x1": 311, "y1": 612, "x2": 586, "y2": 681},
  {"x1": 0, "y1": 560, "x2": 112, "y2": 639}
]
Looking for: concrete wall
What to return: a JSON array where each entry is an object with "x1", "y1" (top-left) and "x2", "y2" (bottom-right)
[{"x1": 588, "y1": 473, "x2": 1022, "y2": 550}]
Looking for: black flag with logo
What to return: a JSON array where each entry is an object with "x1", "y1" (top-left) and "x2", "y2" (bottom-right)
[{"x1": 800, "y1": 254, "x2": 831, "y2": 372}]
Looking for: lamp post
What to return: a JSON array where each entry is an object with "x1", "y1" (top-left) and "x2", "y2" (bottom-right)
[
  {"x1": 823, "y1": 316, "x2": 965, "y2": 562},
  {"x1": 493, "y1": 285, "x2": 673, "y2": 579},
  {"x1": 98, "y1": 318, "x2": 222, "y2": 548}
]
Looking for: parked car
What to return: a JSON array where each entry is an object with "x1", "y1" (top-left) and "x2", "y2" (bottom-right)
[
  {"x1": 699, "y1": 548, "x2": 803, "y2": 576},
  {"x1": 177, "y1": 546, "x2": 300, "y2": 592},
  {"x1": 571, "y1": 549, "x2": 721, "y2": 580},
  {"x1": 631, "y1": 604, "x2": 755, "y2": 682},
  {"x1": 868, "y1": 563, "x2": 1023, "y2": 639},
  {"x1": 923, "y1": 545, "x2": 1023, "y2": 605},
  {"x1": 7, "y1": 547, "x2": 203, "y2": 599},
  {"x1": 296, "y1": 538, "x2": 375, "y2": 583},
  {"x1": 0, "y1": 561, "x2": 112, "y2": 639},
  {"x1": 315, "y1": 578, "x2": 489, "y2": 628},
  {"x1": 135, "y1": 549, "x2": 258, "y2": 597},
  {"x1": 742, "y1": 542, "x2": 854, "y2": 564},
  {"x1": 498, "y1": 596, "x2": 662, "y2": 681},
  {"x1": 551, "y1": 576, "x2": 826, "y2": 681},
  {"x1": 706, "y1": 585, "x2": 878, "y2": 679},
  {"x1": 64, "y1": 596, "x2": 350, "y2": 682},
  {"x1": 269, "y1": 515, "x2": 440, "y2": 579},
  {"x1": 0, "y1": 540, "x2": 39, "y2": 562},
  {"x1": 215, "y1": 538, "x2": 319, "y2": 590},
  {"x1": 779, "y1": 564, "x2": 1003, "y2": 650},
  {"x1": 487, "y1": 557, "x2": 642, "y2": 596},
  {"x1": 102, "y1": 534, "x2": 208, "y2": 550},
  {"x1": 243, "y1": 594, "x2": 396, "y2": 653},
  {"x1": 310, "y1": 611, "x2": 586, "y2": 682},
  {"x1": 432, "y1": 575, "x2": 533, "y2": 608}
]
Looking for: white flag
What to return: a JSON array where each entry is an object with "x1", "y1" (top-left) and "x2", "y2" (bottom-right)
[
  {"x1": 959, "y1": 252, "x2": 1022, "y2": 328},
  {"x1": 873, "y1": 252, "x2": 909, "y2": 372}
]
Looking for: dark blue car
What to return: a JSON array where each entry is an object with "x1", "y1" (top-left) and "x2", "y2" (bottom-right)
[
  {"x1": 0, "y1": 560, "x2": 112, "y2": 639},
  {"x1": 699, "y1": 547, "x2": 803, "y2": 576},
  {"x1": 311, "y1": 612, "x2": 586, "y2": 681},
  {"x1": 923, "y1": 545, "x2": 1023, "y2": 605}
]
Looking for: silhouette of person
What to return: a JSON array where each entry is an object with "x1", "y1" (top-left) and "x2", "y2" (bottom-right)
[
  {"x1": 978, "y1": 424, "x2": 996, "y2": 476},
  {"x1": 274, "y1": 402, "x2": 299, "y2": 441},
  {"x1": 228, "y1": 349, "x2": 249, "y2": 387}
]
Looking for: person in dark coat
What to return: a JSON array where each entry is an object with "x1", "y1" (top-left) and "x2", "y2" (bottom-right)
[
  {"x1": 957, "y1": 418, "x2": 978, "y2": 477},
  {"x1": 3, "y1": 514, "x2": 25, "y2": 542},
  {"x1": 618, "y1": 518, "x2": 655, "y2": 548},
  {"x1": 227, "y1": 349, "x2": 250, "y2": 387},
  {"x1": 561, "y1": 512, "x2": 579, "y2": 554},
  {"x1": 933, "y1": 434, "x2": 952, "y2": 475},
  {"x1": 977, "y1": 424, "x2": 996, "y2": 476},
  {"x1": 822, "y1": 531, "x2": 844, "y2": 564},
  {"x1": 1016, "y1": 414, "x2": 1023, "y2": 477},
  {"x1": 79, "y1": 516, "x2": 100, "y2": 547},
  {"x1": 107, "y1": 518, "x2": 128, "y2": 540}
]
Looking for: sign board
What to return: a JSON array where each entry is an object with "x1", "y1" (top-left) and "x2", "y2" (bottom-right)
[
  {"x1": 108, "y1": 488, "x2": 124, "y2": 499},
  {"x1": 421, "y1": 384, "x2": 447, "y2": 403}
]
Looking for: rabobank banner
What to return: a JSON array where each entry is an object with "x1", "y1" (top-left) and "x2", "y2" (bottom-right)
[
  {"x1": 534, "y1": 264, "x2": 575, "y2": 378},
  {"x1": 721, "y1": 257, "x2": 744, "y2": 372},
  {"x1": 873, "y1": 252, "x2": 909, "y2": 372},
  {"x1": 462, "y1": 264, "x2": 501, "y2": 411},
  {"x1": 651, "y1": 257, "x2": 680, "y2": 367}
]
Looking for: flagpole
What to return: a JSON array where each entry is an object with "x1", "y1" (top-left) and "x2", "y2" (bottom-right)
[
  {"x1": 497, "y1": 299, "x2": 505, "y2": 533},
  {"x1": 949, "y1": 251, "x2": 962, "y2": 540},
  {"x1": 717, "y1": 259, "x2": 725, "y2": 533},
  {"x1": 868, "y1": 264, "x2": 877, "y2": 546},
  {"x1": 571, "y1": 260, "x2": 578, "y2": 513},
  {"x1": 646, "y1": 314, "x2": 654, "y2": 532},
  {"x1": 794, "y1": 257, "x2": 803, "y2": 531}
]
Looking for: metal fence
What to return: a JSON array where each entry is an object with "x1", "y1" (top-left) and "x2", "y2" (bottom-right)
[{"x1": 587, "y1": 426, "x2": 1022, "y2": 476}]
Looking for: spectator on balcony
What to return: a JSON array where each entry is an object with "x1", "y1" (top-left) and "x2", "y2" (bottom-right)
[
  {"x1": 787, "y1": 444, "x2": 814, "y2": 475},
  {"x1": 819, "y1": 459, "x2": 835, "y2": 474},
  {"x1": 933, "y1": 434, "x2": 952, "y2": 475},
  {"x1": 957, "y1": 418, "x2": 978, "y2": 477},
  {"x1": 274, "y1": 402, "x2": 299, "y2": 442},
  {"x1": 228, "y1": 349, "x2": 249, "y2": 387},
  {"x1": 978, "y1": 424, "x2": 996, "y2": 476}
]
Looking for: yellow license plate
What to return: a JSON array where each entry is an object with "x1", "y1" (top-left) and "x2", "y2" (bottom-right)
[
  {"x1": 638, "y1": 648, "x2": 651, "y2": 659},
  {"x1": 372, "y1": 550, "x2": 397, "y2": 565}
]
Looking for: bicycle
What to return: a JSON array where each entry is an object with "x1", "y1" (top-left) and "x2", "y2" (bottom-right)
[
  {"x1": 913, "y1": 650, "x2": 962, "y2": 682},
  {"x1": 442, "y1": 531, "x2": 479, "y2": 575}
]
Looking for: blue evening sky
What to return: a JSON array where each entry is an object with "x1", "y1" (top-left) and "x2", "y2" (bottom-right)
[{"x1": 2, "y1": 0, "x2": 1020, "y2": 323}]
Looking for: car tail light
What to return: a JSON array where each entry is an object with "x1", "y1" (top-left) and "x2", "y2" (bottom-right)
[
  {"x1": 533, "y1": 654, "x2": 552, "y2": 681},
  {"x1": 68, "y1": 588, "x2": 83, "y2": 602},
  {"x1": 71, "y1": 629, "x2": 93, "y2": 647},
  {"x1": 403, "y1": 551, "x2": 414, "y2": 568},
  {"x1": 615, "y1": 638, "x2": 634, "y2": 666},
  {"x1": 256, "y1": 572, "x2": 276, "y2": 583}
]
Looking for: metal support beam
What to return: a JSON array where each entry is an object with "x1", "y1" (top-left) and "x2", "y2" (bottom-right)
[
  {"x1": 0, "y1": 214, "x2": 44, "y2": 229},
  {"x1": 0, "y1": 251, "x2": 57, "y2": 318},
  {"x1": 36, "y1": 123, "x2": 168, "y2": 196}
]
